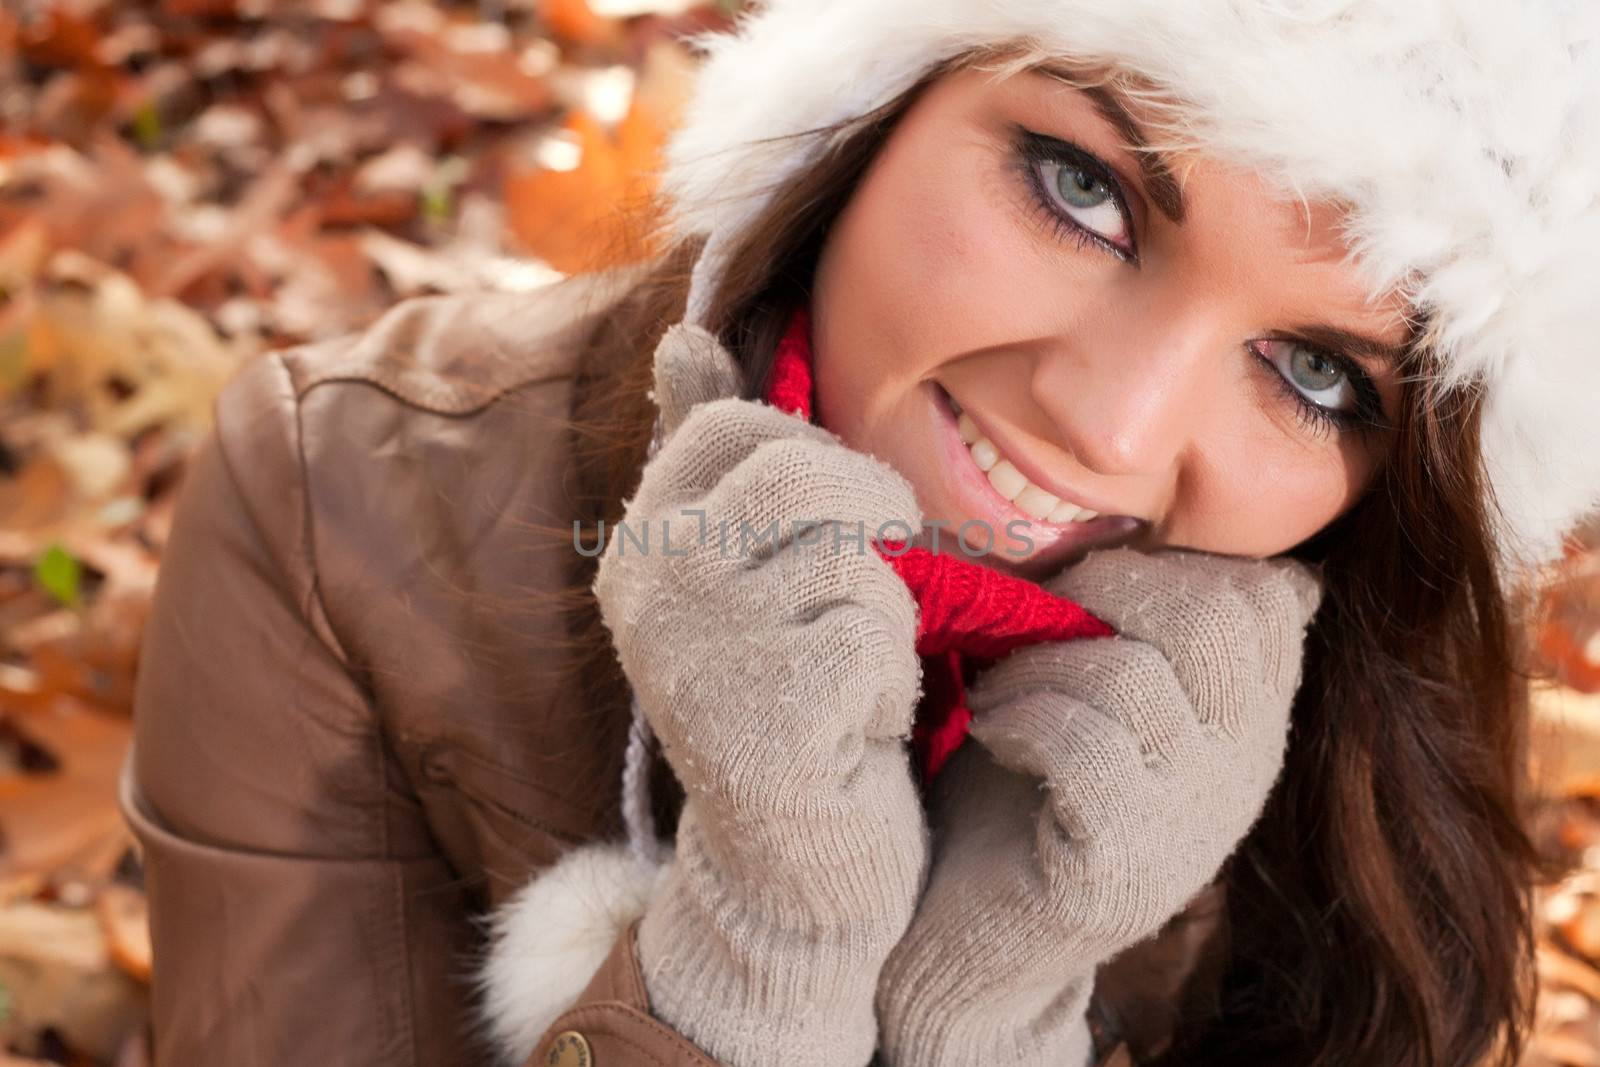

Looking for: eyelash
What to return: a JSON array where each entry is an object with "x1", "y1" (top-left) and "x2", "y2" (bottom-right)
[
  {"x1": 1010, "y1": 126, "x2": 1138, "y2": 263},
  {"x1": 1006, "y1": 125, "x2": 1390, "y2": 442},
  {"x1": 1248, "y1": 340, "x2": 1391, "y2": 441}
]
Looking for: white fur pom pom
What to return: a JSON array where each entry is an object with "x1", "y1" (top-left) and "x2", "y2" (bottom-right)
[{"x1": 477, "y1": 840, "x2": 672, "y2": 1066}]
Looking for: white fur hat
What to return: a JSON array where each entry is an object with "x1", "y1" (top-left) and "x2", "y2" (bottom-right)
[{"x1": 656, "y1": 0, "x2": 1600, "y2": 588}]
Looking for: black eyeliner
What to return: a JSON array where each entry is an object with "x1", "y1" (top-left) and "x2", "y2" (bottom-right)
[
  {"x1": 1290, "y1": 341, "x2": 1390, "y2": 434},
  {"x1": 1007, "y1": 123, "x2": 1390, "y2": 443},
  {"x1": 1008, "y1": 124, "x2": 1141, "y2": 265},
  {"x1": 1252, "y1": 341, "x2": 1392, "y2": 440}
]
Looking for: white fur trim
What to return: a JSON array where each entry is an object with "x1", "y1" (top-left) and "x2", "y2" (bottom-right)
[
  {"x1": 664, "y1": 0, "x2": 1600, "y2": 583},
  {"x1": 478, "y1": 840, "x2": 672, "y2": 1067}
]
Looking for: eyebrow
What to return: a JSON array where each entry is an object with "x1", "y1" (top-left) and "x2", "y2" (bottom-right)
[
  {"x1": 1287, "y1": 323, "x2": 1411, "y2": 368},
  {"x1": 1029, "y1": 63, "x2": 1188, "y2": 225},
  {"x1": 1026, "y1": 62, "x2": 1413, "y2": 367}
]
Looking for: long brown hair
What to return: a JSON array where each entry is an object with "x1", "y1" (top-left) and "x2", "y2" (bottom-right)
[{"x1": 550, "y1": 51, "x2": 1547, "y2": 1067}]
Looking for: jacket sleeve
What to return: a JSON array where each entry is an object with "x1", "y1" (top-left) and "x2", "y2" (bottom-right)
[
  {"x1": 525, "y1": 919, "x2": 721, "y2": 1067},
  {"x1": 522, "y1": 919, "x2": 1138, "y2": 1067},
  {"x1": 122, "y1": 348, "x2": 478, "y2": 1067}
]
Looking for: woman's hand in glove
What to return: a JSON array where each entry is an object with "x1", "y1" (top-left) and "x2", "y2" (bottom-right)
[
  {"x1": 592, "y1": 323, "x2": 930, "y2": 1067},
  {"x1": 874, "y1": 546, "x2": 1324, "y2": 1066}
]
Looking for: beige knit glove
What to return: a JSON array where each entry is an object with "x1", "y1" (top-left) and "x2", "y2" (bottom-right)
[
  {"x1": 592, "y1": 323, "x2": 929, "y2": 1067},
  {"x1": 875, "y1": 546, "x2": 1324, "y2": 1066}
]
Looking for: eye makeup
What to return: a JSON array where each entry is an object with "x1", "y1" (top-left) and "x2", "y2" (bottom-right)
[
  {"x1": 1005, "y1": 122, "x2": 1391, "y2": 444},
  {"x1": 1248, "y1": 339, "x2": 1392, "y2": 441},
  {"x1": 1007, "y1": 124, "x2": 1140, "y2": 264}
]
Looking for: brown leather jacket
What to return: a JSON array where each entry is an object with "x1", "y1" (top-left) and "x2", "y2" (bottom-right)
[{"x1": 121, "y1": 268, "x2": 1227, "y2": 1066}]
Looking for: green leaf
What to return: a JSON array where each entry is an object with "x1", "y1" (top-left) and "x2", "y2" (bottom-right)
[
  {"x1": 423, "y1": 156, "x2": 469, "y2": 225},
  {"x1": 132, "y1": 101, "x2": 162, "y2": 151},
  {"x1": 34, "y1": 542, "x2": 82, "y2": 609},
  {"x1": 422, "y1": 182, "x2": 452, "y2": 224}
]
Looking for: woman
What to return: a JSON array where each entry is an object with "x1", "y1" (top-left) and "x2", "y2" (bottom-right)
[{"x1": 123, "y1": 1, "x2": 1600, "y2": 1065}]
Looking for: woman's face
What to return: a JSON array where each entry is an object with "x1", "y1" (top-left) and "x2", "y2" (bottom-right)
[{"x1": 811, "y1": 63, "x2": 1413, "y2": 579}]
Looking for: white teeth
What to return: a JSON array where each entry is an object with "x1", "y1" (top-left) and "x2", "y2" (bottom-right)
[
  {"x1": 956, "y1": 411, "x2": 1104, "y2": 524},
  {"x1": 1047, "y1": 501, "x2": 1085, "y2": 524},
  {"x1": 1014, "y1": 484, "x2": 1060, "y2": 519},
  {"x1": 969, "y1": 439, "x2": 1000, "y2": 472},
  {"x1": 987, "y1": 459, "x2": 1028, "y2": 501}
]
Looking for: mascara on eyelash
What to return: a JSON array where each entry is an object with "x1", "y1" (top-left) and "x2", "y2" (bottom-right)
[
  {"x1": 1015, "y1": 128, "x2": 1118, "y2": 182},
  {"x1": 1012, "y1": 129, "x2": 1389, "y2": 439},
  {"x1": 1011, "y1": 126, "x2": 1140, "y2": 262},
  {"x1": 1281, "y1": 339, "x2": 1390, "y2": 428},
  {"x1": 1253, "y1": 339, "x2": 1389, "y2": 437},
  {"x1": 1014, "y1": 128, "x2": 1137, "y2": 215}
]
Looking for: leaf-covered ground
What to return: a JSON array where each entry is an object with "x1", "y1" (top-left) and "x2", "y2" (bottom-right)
[{"x1": 1, "y1": 2, "x2": 1598, "y2": 1063}]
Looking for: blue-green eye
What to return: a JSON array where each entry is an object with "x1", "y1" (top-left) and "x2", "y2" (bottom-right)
[
  {"x1": 1248, "y1": 338, "x2": 1388, "y2": 440},
  {"x1": 1266, "y1": 340, "x2": 1356, "y2": 413},
  {"x1": 1039, "y1": 159, "x2": 1129, "y2": 250},
  {"x1": 1012, "y1": 128, "x2": 1136, "y2": 260},
  {"x1": 1057, "y1": 165, "x2": 1113, "y2": 209}
]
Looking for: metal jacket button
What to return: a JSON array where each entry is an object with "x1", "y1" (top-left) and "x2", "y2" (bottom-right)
[{"x1": 546, "y1": 1030, "x2": 592, "y2": 1067}]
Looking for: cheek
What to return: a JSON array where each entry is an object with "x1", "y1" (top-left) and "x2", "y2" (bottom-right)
[
  {"x1": 812, "y1": 133, "x2": 1060, "y2": 446},
  {"x1": 1179, "y1": 439, "x2": 1371, "y2": 555}
]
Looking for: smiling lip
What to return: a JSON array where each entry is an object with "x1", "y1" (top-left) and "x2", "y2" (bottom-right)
[{"x1": 928, "y1": 382, "x2": 1145, "y2": 567}]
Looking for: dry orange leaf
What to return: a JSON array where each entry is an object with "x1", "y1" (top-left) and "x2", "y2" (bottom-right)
[
  {"x1": 0, "y1": 133, "x2": 49, "y2": 167},
  {"x1": 383, "y1": 17, "x2": 554, "y2": 122},
  {"x1": 160, "y1": 0, "x2": 242, "y2": 16},
  {"x1": 96, "y1": 884, "x2": 151, "y2": 983},
  {"x1": 0, "y1": 704, "x2": 131, "y2": 883},
  {"x1": 1532, "y1": 1031, "x2": 1600, "y2": 1067},
  {"x1": 0, "y1": 457, "x2": 72, "y2": 536},
  {"x1": 1543, "y1": 609, "x2": 1600, "y2": 694},
  {"x1": 539, "y1": 0, "x2": 621, "y2": 47},
  {"x1": 0, "y1": 899, "x2": 145, "y2": 1062},
  {"x1": 1541, "y1": 943, "x2": 1600, "y2": 1004},
  {"x1": 1530, "y1": 683, "x2": 1600, "y2": 799},
  {"x1": 505, "y1": 101, "x2": 667, "y2": 273},
  {"x1": 18, "y1": 8, "x2": 106, "y2": 70},
  {"x1": 1538, "y1": 532, "x2": 1600, "y2": 691},
  {"x1": 1560, "y1": 896, "x2": 1600, "y2": 963}
]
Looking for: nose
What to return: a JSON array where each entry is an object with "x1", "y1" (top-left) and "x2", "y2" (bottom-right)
[{"x1": 1030, "y1": 302, "x2": 1221, "y2": 480}]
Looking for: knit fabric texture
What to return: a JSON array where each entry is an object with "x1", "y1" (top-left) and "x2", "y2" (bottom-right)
[
  {"x1": 764, "y1": 304, "x2": 1116, "y2": 783},
  {"x1": 596, "y1": 322, "x2": 935, "y2": 1067},
  {"x1": 874, "y1": 546, "x2": 1325, "y2": 1065},
  {"x1": 606, "y1": 315, "x2": 1324, "y2": 1067}
]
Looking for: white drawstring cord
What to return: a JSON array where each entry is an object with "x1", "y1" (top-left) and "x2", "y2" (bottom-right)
[
  {"x1": 622, "y1": 692, "x2": 664, "y2": 866},
  {"x1": 620, "y1": 408, "x2": 668, "y2": 866},
  {"x1": 617, "y1": 243, "x2": 726, "y2": 867}
]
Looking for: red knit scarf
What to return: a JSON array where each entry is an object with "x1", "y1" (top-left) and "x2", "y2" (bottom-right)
[{"x1": 764, "y1": 305, "x2": 1115, "y2": 785}]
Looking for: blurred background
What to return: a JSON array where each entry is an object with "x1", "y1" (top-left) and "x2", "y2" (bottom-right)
[{"x1": 0, "y1": 2, "x2": 1598, "y2": 1064}]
